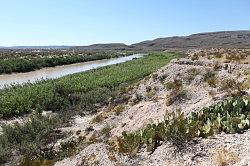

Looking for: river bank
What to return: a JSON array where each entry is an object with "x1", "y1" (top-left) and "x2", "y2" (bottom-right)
[
  {"x1": 0, "y1": 53, "x2": 177, "y2": 165},
  {"x1": 0, "y1": 54, "x2": 143, "y2": 89}
]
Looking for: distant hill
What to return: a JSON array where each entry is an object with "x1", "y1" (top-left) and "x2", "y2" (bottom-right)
[
  {"x1": 72, "y1": 43, "x2": 132, "y2": 51},
  {"x1": 1, "y1": 46, "x2": 72, "y2": 49},
  {"x1": 132, "y1": 30, "x2": 250, "y2": 51},
  {"x1": 2, "y1": 31, "x2": 250, "y2": 51},
  {"x1": 73, "y1": 30, "x2": 250, "y2": 51}
]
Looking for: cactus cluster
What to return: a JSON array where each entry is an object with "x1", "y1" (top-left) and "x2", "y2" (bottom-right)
[
  {"x1": 118, "y1": 97, "x2": 250, "y2": 155},
  {"x1": 191, "y1": 97, "x2": 250, "y2": 136}
]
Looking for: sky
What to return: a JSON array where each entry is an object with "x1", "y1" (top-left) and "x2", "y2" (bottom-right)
[{"x1": 0, "y1": 0, "x2": 250, "y2": 46}]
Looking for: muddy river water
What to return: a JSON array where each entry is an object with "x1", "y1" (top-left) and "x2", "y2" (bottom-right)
[{"x1": 0, "y1": 54, "x2": 144, "y2": 89}]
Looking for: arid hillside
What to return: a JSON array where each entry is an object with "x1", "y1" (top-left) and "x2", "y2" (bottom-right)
[{"x1": 53, "y1": 48, "x2": 250, "y2": 166}]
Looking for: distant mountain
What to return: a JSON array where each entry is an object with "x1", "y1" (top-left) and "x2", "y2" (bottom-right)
[{"x1": 131, "y1": 30, "x2": 250, "y2": 51}]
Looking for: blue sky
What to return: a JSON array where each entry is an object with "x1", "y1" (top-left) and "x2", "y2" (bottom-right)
[{"x1": 0, "y1": 0, "x2": 249, "y2": 46}]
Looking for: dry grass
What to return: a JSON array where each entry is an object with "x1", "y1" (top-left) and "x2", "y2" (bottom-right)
[
  {"x1": 108, "y1": 151, "x2": 117, "y2": 161},
  {"x1": 219, "y1": 78, "x2": 244, "y2": 96},
  {"x1": 188, "y1": 48, "x2": 249, "y2": 64},
  {"x1": 215, "y1": 148, "x2": 239, "y2": 166},
  {"x1": 113, "y1": 105, "x2": 125, "y2": 116},
  {"x1": 165, "y1": 79, "x2": 187, "y2": 106},
  {"x1": 92, "y1": 112, "x2": 109, "y2": 123},
  {"x1": 80, "y1": 153, "x2": 99, "y2": 166},
  {"x1": 242, "y1": 74, "x2": 250, "y2": 90},
  {"x1": 203, "y1": 69, "x2": 218, "y2": 88}
]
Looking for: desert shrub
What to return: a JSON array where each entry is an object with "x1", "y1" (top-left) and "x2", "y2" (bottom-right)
[
  {"x1": 165, "y1": 79, "x2": 187, "y2": 106},
  {"x1": 213, "y1": 61, "x2": 221, "y2": 71},
  {"x1": 55, "y1": 137, "x2": 87, "y2": 161},
  {"x1": 187, "y1": 68, "x2": 200, "y2": 76},
  {"x1": 191, "y1": 54, "x2": 199, "y2": 61},
  {"x1": 19, "y1": 158, "x2": 56, "y2": 166},
  {"x1": 0, "y1": 114, "x2": 61, "y2": 164},
  {"x1": 113, "y1": 105, "x2": 125, "y2": 116},
  {"x1": 165, "y1": 79, "x2": 183, "y2": 90},
  {"x1": 242, "y1": 74, "x2": 250, "y2": 90},
  {"x1": 129, "y1": 93, "x2": 144, "y2": 105},
  {"x1": 219, "y1": 78, "x2": 244, "y2": 96},
  {"x1": 152, "y1": 73, "x2": 158, "y2": 81},
  {"x1": 159, "y1": 74, "x2": 167, "y2": 83},
  {"x1": 118, "y1": 97, "x2": 250, "y2": 154},
  {"x1": 214, "y1": 53, "x2": 223, "y2": 59},
  {"x1": 225, "y1": 54, "x2": 247, "y2": 63},
  {"x1": 116, "y1": 132, "x2": 142, "y2": 157},
  {"x1": 146, "y1": 86, "x2": 158, "y2": 99},
  {"x1": 203, "y1": 70, "x2": 218, "y2": 88},
  {"x1": 166, "y1": 90, "x2": 187, "y2": 106},
  {"x1": 208, "y1": 90, "x2": 217, "y2": 99},
  {"x1": 92, "y1": 114, "x2": 106, "y2": 123},
  {"x1": 101, "y1": 125, "x2": 113, "y2": 138},
  {"x1": 0, "y1": 136, "x2": 12, "y2": 164},
  {"x1": 215, "y1": 148, "x2": 239, "y2": 166},
  {"x1": 185, "y1": 68, "x2": 200, "y2": 83},
  {"x1": 146, "y1": 86, "x2": 152, "y2": 92}
]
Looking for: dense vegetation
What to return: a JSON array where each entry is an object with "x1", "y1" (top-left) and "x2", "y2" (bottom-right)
[
  {"x1": 0, "y1": 52, "x2": 174, "y2": 118},
  {"x1": 0, "y1": 53, "x2": 177, "y2": 164},
  {"x1": 0, "y1": 50, "x2": 135, "y2": 74},
  {"x1": 118, "y1": 97, "x2": 250, "y2": 155},
  {"x1": 0, "y1": 53, "x2": 176, "y2": 118},
  {"x1": 0, "y1": 48, "x2": 136, "y2": 60}
]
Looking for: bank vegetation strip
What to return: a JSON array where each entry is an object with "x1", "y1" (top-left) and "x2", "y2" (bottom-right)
[
  {"x1": 0, "y1": 51, "x2": 133, "y2": 74},
  {"x1": 0, "y1": 53, "x2": 177, "y2": 118}
]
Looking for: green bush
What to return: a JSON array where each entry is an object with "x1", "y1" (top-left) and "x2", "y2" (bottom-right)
[{"x1": 0, "y1": 114, "x2": 61, "y2": 164}]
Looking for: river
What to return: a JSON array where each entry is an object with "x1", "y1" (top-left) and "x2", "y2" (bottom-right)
[{"x1": 0, "y1": 54, "x2": 144, "y2": 89}]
